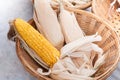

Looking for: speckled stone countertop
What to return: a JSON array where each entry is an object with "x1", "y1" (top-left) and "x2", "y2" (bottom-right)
[{"x1": 0, "y1": 0, "x2": 120, "y2": 80}]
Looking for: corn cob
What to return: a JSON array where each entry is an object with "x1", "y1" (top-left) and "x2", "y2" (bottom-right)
[{"x1": 14, "y1": 18, "x2": 60, "y2": 67}]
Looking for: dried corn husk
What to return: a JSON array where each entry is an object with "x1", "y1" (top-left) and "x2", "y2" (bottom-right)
[
  {"x1": 58, "y1": 2, "x2": 85, "y2": 43},
  {"x1": 34, "y1": 0, "x2": 64, "y2": 50},
  {"x1": 60, "y1": 33, "x2": 102, "y2": 58},
  {"x1": 50, "y1": 59, "x2": 93, "y2": 80},
  {"x1": 50, "y1": 72, "x2": 93, "y2": 80},
  {"x1": 49, "y1": 51, "x2": 105, "y2": 80}
]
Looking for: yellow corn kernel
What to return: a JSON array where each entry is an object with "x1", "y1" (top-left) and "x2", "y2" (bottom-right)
[{"x1": 14, "y1": 18, "x2": 60, "y2": 67}]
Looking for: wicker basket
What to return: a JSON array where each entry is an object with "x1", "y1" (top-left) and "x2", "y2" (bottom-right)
[
  {"x1": 8, "y1": 9, "x2": 120, "y2": 80},
  {"x1": 92, "y1": 0, "x2": 120, "y2": 37}
]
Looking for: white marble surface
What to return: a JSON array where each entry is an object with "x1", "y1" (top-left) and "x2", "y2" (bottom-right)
[{"x1": 0, "y1": 0, "x2": 120, "y2": 80}]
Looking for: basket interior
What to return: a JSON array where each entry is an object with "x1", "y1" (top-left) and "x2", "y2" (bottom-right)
[
  {"x1": 92, "y1": 0, "x2": 120, "y2": 36},
  {"x1": 16, "y1": 10, "x2": 119, "y2": 80}
]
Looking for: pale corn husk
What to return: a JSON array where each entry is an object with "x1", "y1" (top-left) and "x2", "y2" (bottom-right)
[
  {"x1": 58, "y1": 2, "x2": 85, "y2": 43},
  {"x1": 60, "y1": 33, "x2": 102, "y2": 58},
  {"x1": 50, "y1": 59, "x2": 93, "y2": 80},
  {"x1": 34, "y1": 0, "x2": 64, "y2": 50}
]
